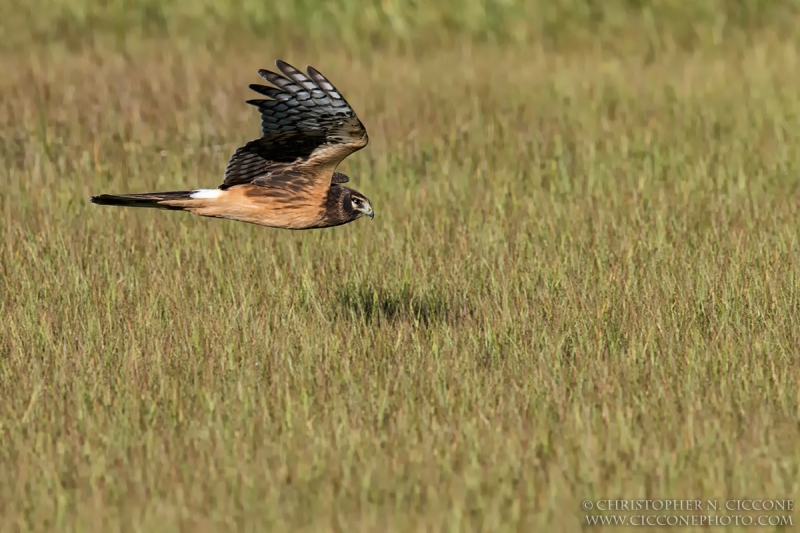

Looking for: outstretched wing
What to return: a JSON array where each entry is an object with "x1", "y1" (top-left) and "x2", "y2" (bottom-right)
[{"x1": 221, "y1": 60, "x2": 369, "y2": 190}]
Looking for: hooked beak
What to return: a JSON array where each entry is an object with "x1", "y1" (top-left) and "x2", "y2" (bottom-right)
[{"x1": 360, "y1": 202, "x2": 374, "y2": 220}]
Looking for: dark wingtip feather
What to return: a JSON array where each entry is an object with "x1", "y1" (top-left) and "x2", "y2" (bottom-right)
[
  {"x1": 275, "y1": 60, "x2": 291, "y2": 78},
  {"x1": 331, "y1": 172, "x2": 350, "y2": 184},
  {"x1": 275, "y1": 60, "x2": 308, "y2": 82},
  {"x1": 306, "y1": 65, "x2": 344, "y2": 100},
  {"x1": 306, "y1": 65, "x2": 321, "y2": 78},
  {"x1": 305, "y1": 65, "x2": 324, "y2": 84},
  {"x1": 248, "y1": 83, "x2": 281, "y2": 98},
  {"x1": 275, "y1": 59, "x2": 292, "y2": 72}
]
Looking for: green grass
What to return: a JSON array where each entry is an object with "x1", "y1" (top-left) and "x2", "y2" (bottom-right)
[
  {"x1": 4, "y1": 0, "x2": 800, "y2": 54},
  {"x1": 1, "y1": 2, "x2": 800, "y2": 531}
]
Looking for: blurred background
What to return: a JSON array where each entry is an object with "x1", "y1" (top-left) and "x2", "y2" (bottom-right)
[{"x1": 4, "y1": 0, "x2": 800, "y2": 55}]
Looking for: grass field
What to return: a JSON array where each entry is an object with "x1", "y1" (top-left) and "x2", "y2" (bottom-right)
[{"x1": 2, "y1": 1, "x2": 800, "y2": 531}]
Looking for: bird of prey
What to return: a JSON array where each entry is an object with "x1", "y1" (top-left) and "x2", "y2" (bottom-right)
[{"x1": 90, "y1": 59, "x2": 374, "y2": 229}]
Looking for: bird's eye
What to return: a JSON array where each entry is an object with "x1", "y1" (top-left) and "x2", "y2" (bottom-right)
[{"x1": 353, "y1": 198, "x2": 360, "y2": 205}]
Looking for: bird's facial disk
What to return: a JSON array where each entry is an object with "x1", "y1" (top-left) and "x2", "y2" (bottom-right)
[{"x1": 350, "y1": 195, "x2": 374, "y2": 220}]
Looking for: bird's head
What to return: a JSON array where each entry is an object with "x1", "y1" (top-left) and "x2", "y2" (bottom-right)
[
  {"x1": 344, "y1": 188, "x2": 374, "y2": 221},
  {"x1": 324, "y1": 183, "x2": 374, "y2": 227}
]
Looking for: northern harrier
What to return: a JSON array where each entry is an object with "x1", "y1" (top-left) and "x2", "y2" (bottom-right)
[{"x1": 91, "y1": 60, "x2": 373, "y2": 229}]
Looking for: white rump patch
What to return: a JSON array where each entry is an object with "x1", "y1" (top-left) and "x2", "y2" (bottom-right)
[{"x1": 190, "y1": 189, "x2": 222, "y2": 199}]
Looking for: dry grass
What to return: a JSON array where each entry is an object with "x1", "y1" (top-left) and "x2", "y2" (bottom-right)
[{"x1": 1, "y1": 2, "x2": 799, "y2": 532}]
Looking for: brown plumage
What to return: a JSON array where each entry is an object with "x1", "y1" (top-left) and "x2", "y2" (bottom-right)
[{"x1": 91, "y1": 60, "x2": 374, "y2": 230}]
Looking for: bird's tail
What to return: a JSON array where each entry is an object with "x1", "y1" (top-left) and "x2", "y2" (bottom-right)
[{"x1": 90, "y1": 191, "x2": 195, "y2": 211}]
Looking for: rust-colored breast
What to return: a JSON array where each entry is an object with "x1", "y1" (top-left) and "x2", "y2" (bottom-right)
[{"x1": 183, "y1": 185, "x2": 330, "y2": 229}]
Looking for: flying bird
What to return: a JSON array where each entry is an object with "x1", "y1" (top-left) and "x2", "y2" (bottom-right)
[{"x1": 91, "y1": 59, "x2": 374, "y2": 229}]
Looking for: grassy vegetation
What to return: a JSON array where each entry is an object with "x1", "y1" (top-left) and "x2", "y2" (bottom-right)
[{"x1": 2, "y1": 1, "x2": 799, "y2": 531}]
